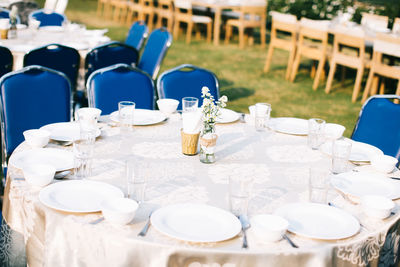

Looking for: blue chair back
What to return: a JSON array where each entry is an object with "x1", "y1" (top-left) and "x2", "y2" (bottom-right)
[
  {"x1": 0, "y1": 65, "x2": 71, "y2": 155},
  {"x1": 87, "y1": 64, "x2": 155, "y2": 115},
  {"x1": 23, "y1": 43, "x2": 80, "y2": 88},
  {"x1": 126, "y1": 20, "x2": 148, "y2": 51},
  {"x1": 138, "y1": 27, "x2": 172, "y2": 79},
  {"x1": 157, "y1": 64, "x2": 219, "y2": 110},
  {"x1": 0, "y1": 46, "x2": 12, "y2": 78},
  {"x1": 351, "y1": 95, "x2": 400, "y2": 162},
  {"x1": 85, "y1": 41, "x2": 139, "y2": 81},
  {"x1": 0, "y1": 7, "x2": 21, "y2": 23},
  {"x1": 29, "y1": 9, "x2": 66, "y2": 27}
]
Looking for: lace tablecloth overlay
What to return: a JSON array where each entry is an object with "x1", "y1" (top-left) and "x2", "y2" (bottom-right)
[{"x1": 2, "y1": 114, "x2": 400, "y2": 267}]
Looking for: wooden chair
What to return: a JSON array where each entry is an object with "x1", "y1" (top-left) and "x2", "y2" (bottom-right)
[
  {"x1": 224, "y1": 2, "x2": 267, "y2": 49},
  {"x1": 325, "y1": 26, "x2": 368, "y2": 102},
  {"x1": 154, "y1": 0, "x2": 174, "y2": 32},
  {"x1": 362, "y1": 34, "x2": 400, "y2": 102},
  {"x1": 111, "y1": 0, "x2": 129, "y2": 23},
  {"x1": 393, "y1": 17, "x2": 400, "y2": 34},
  {"x1": 361, "y1": 12, "x2": 388, "y2": 30},
  {"x1": 173, "y1": 0, "x2": 212, "y2": 44},
  {"x1": 126, "y1": 0, "x2": 155, "y2": 30},
  {"x1": 263, "y1": 11, "x2": 297, "y2": 80},
  {"x1": 290, "y1": 18, "x2": 329, "y2": 91}
]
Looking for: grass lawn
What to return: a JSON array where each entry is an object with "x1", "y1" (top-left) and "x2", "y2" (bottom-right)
[{"x1": 36, "y1": 0, "x2": 389, "y2": 137}]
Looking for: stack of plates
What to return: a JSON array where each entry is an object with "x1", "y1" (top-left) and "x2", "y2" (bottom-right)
[
  {"x1": 150, "y1": 203, "x2": 241, "y2": 243},
  {"x1": 39, "y1": 180, "x2": 124, "y2": 213},
  {"x1": 320, "y1": 139, "x2": 383, "y2": 163},
  {"x1": 330, "y1": 172, "x2": 400, "y2": 201},
  {"x1": 9, "y1": 148, "x2": 74, "y2": 171},
  {"x1": 275, "y1": 202, "x2": 360, "y2": 240},
  {"x1": 41, "y1": 122, "x2": 101, "y2": 142},
  {"x1": 110, "y1": 109, "x2": 167, "y2": 126},
  {"x1": 269, "y1": 117, "x2": 308, "y2": 135}
]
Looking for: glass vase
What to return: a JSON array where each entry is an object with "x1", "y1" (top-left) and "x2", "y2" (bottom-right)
[{"x1": 199, "y1": 122, "x2": 218, "y2": 163}]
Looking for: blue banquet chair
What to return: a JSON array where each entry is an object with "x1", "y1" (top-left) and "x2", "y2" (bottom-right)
[
  {"x1": 125, "y1": 20, "x2": 149, "y2": 51},
  {"x1": 85, "y1": 41, "x2": 139, "y2": 81},
  {"x1": 28, "y1": 9, "x2": 66, "y2": 27},
  {"x1": 351, "y1": 95, "x2": 400, "y2": 163},
  {"x1": 0, "y1": 65, "x2": 72, "y2": 174},
  {"x1": 0, "y1": 7, "x2": 21, "y2": 23},
  {"x1": 87, "y1": 63, "x2": 155, "y2": 115},
  {"x1": 0, "y1": 46, "x2": 13, "y2": 78},
  {"x1": 23, "y1": 44, "x2": 83, "y2": 107},
  {"x1": 157, "y1": 64, "x2": 219, "y2": 110},
  {"x1": 138, "y1": 27, "x2": 172, "y2": 80}
]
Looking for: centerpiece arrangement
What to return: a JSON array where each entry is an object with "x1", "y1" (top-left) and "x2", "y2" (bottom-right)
[{"x1": 199, "y1": 86, "x2": 228, "y2": 163}]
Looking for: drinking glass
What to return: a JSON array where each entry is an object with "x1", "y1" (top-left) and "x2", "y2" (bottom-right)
[
  {"x1": 119, "y1": 101, "x2": 135, "y2": 134},
  {"x1": 182, "y1": 97, "x2": 198, "y2": 113},
  {"x1": 309, "y1": 168, "x2": 330, "y2": 204},
  {"x1": 254, "y1": 103, "x2": 271, "y2": 131},
  {"x1": 229, "y1": 176, "x2": 254, "y2": 216},
  {"x1": 308, "y1": 118, "x2": 326, "y2": 150},
  {"x1": 332, "y1": 139, "x2": 352, "y2": 174},
  {"x1": 77, "y1": 107, "x2": 101, "y2": 141},
  {"x1": 126, "y1": 157, "x2": 147, "y2": 203},
  {"x1": 73, "y1": 138, "x2": 94, "y2": 179}
]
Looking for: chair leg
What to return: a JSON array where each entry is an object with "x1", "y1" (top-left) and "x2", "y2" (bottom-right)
[
  {"x1": 312, "y1": 58, "x2": 325, "y2": 91},
  {"x1": 224, "y1": 25, "x2": 232, "y2": 45},
  {"x1": 97, "y1": 0, "x2": 102, "y2": 17},
  {"x1": 186, "y1": 22, "x2": 193, "y2": 44},
  {"x1": 263, "y1": 45, "x2": 274, "y2": 73},
  {"x1": 362, "y1": 70, "x2": 374, "y2": 103},
  {"x1": 371, "y1": 76, "x2": 379, "y2": 95},
  {"x1": 148, "y1": 13, "x2": 154, "y2": 31},
  {"x1": 310, "y1": 61, "x2": 316, "y2": 79},
  {"x1": 239, "y1": 26, "x2": 245, "y2": 49},
  {"x1": 286, "y1": 48, "x2": 296, "y2": 80},
  {"x1": 352, "y1": 67, "x2": 364, "y2": 103},
  {"x1": 260, "y1": 26, "x2": 266, "y2": 48},
  {"x1": 167, "y1": 17, "x2": 173, "y2": 32},
  {"x1": 379, "y1": 78, "x2": 385, "y2": 94},
  {"x1": 173, "y1": 21, "x2": 180, "y2": 40},
  {"x1": 195, "y1": 25, "x2": 201, "y2": 41},
  {"x1": 290, "y1": 52, "x2": 301, "y2": 82},
  {"x1": 325, "y1": 61, "x2": 337, "y2": 94},
  {"x1": 206, "y1": 22, "x2": 212, "y2": 43}
]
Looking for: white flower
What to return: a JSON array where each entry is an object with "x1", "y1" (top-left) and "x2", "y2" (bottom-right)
[{"x1": 201, "y1": 86, "x2": 209, "y2": 96}]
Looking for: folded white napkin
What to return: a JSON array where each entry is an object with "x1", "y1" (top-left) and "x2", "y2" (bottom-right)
[{"x1": 182, "y1": 110, "x2": 202, "y2": 134}]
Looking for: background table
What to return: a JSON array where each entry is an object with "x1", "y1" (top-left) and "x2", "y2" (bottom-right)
[{"x1": 2, "y1": 114, "x2": 400, "y2": 267}]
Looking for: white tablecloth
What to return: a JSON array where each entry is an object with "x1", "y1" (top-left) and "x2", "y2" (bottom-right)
[{"x1": 2, "y1": 114, "x2": 400, "y2": 267}]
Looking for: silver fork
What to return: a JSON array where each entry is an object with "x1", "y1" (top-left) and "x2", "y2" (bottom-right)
[
  {"x1": 138, "y1": 211, "x2": 153, "y2": 237},
  {"x1": 238, "y1": 215, "x2": 250, "y2": 249}
]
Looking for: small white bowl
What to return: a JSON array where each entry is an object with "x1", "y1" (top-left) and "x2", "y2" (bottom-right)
[
  {"x1": 371, "y1": 155, "x2": 398, "y2": 174},
  {"x1": 250, "y1": 214, "x2": 289, "y2": 242},
  {"x1": 157, "y1": 99, "x2": 179, "y2": 115},
  {"x1": 361, "y1": 195, "x2": 395, "y2": 219},
  {"x1": 23, "y1": 164, "x2": 56, "y2": 187},
  {"x1": 101, "y1": 198, "x2": 138, "y2": 225},
  {"x1": 23, "y1": 129, "x2": 50, "y2": 148},
  {"x1": 325, "y1": 123, "x2": 345, "y2": 140}
]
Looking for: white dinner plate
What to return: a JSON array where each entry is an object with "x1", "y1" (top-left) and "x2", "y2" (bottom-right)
[
  {"x1": 110, "y1": 109, "x2": 167, "y2": 126},
  {"x1": 330, "y1": 172, "x2": 400, "y2": 200},
  {"x1": 269, "y1": 117, "x2": 308, "y2": 135},
  {"x1": 41, "y1": 122, "x2": 101, "y2": 142},
  {"x1": 9, "y1": 148, "x2": 74, "y2": 171},
  {"x1": 275, "y1": 203, "x2": 360, "y2": 240},
  {"x1": 39, "y1": 26, "x2": 64, "y2": 32},
  {"x1": 216, "y1": 108, "x2": 240, "y2": 124},
  {"x1": 320, "y1": 139, "x2": 383, "y2": 163},
  {"x1": 151, "y1": 203, "x2": 242, "y2": 243},
  {"x1": 39, "y1": 180, "x2": 124, "y2": 213}
]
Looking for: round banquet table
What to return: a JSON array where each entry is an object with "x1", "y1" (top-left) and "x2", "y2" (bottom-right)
[
  {"x1": 2, "y1": 113, "x2": 400, "y2": 267},
  {"x1": 0, "y1": 25, "x2": 110, "y2": 72}
]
